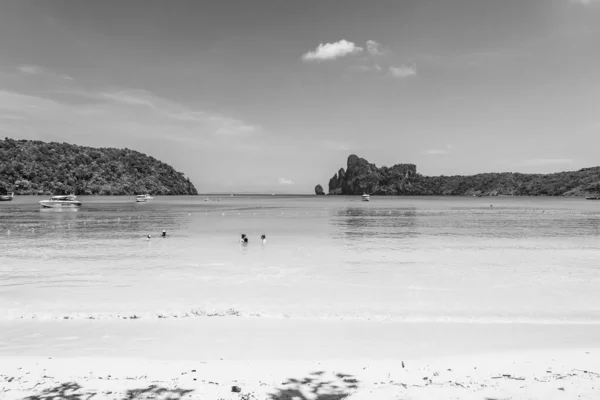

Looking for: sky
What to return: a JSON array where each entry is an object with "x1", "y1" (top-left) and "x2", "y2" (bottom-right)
[{"x1": 0, "y1": 0, "x2": 599, "y2": 193}]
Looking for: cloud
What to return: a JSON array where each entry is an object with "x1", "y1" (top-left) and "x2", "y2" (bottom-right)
[
  {"x1": 97, "y1": 89, "x2": 259, "y2": 137},
  {"x1": 348, "y1": 64, "x2": 383, "y2": 73},
  {"x1": 278, "y1": 178, "x2": 294, "y2": 185},
  {"x1": 18, "y1": 65, "x2": 44, "y2": 75},
  {"x1": 17, "y1": 64, "x2": 74, "y2": 81},
  {"x1": 521, "y1": 158, "x2": 573, "y2": 166},
  {"x1": 207, "y1": 115, "x2": 258, "y2": 136},
  {"x1": 423, "y1": 149, "x2": 450, "y2": 155},
  {"x1": 302, "y1": 40, "x2": 363, "y2": 62},
  {"x1": 366, "y1": 40, "x2": 384, "y2": 56},
  {"x1": 423, "y1": 144, "x2": 452, "y2": 155},
  {"x1": 389, "y1": 65, "x2": 417, "y2": 78},
  {"x1": 0, "y1": 85, "x2": 261, "y2": 146},
  {"x1": 568, "y1": 0, "x2": 600, "y2": 5},
  {"x1": 323, "y1": 140, "x2": 351, "y2": 151}
]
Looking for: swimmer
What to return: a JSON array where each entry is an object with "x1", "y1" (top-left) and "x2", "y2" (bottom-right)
[
  {"x1": 162, "y1": 230, "x2": 166, "y2": 237},
  {"x1": 261, "y1": 234, "x2": 266, "y2": 245},
  {"x1": 147, "y1": 234, "x2": 151, "y2": 240},
  {"x1": 240, "y1": 233, "x2": 248, "y2": 244}
]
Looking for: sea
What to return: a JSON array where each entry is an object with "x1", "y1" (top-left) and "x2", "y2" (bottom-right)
[{"x1": 1, "y1": 195, "x2": 600, "y2": 324}]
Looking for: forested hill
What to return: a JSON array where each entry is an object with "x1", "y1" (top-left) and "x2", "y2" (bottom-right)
[
  {"x1": 0, "y1": 138, "x2": 198, "y2": 195},
  {"x1": 324, "y1": 154, "x2": 600, "y2": 196}
]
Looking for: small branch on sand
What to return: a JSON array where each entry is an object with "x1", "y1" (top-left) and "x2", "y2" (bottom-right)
[
  {"x1": 573, "y1": 369, "x2": 600, "y2": 376},
  {"x1": 491, "y1": 375, "x2": 525, "y2": 381}
]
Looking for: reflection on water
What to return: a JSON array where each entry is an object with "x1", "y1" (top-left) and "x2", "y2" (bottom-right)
[
  {"x1": 39, "y1": 208, "x2": 80, "y2": 213},
  {"x1": 330, "y1": 207, "x2": 418, "y2": 240}
]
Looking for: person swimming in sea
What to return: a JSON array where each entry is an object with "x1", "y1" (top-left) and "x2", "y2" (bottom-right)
[
  {"x1": 162, "y1": 230, "x2": 166, "y2": 237},
  {"x1": 147, "y1": 234, "x2": 151, "y2": 240},
  {"x1": 240, "y1": 233, "x2": 248, "y2": 244},
  {"x1": 261, "y1": 234, "x2": 266, "y2": 245}
]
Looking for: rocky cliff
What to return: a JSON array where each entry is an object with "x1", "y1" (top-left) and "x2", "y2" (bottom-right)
[
  {"x1": 322, "y1": 154, "x2": 600, "y2": 196},
  {"x1": 0, "y1": 138, "x2": 198, "y2": 195}
]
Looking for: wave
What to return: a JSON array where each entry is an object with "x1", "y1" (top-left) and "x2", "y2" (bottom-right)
[{"x1": 3, "y1": 307, "x2": 600, "y2": 325}]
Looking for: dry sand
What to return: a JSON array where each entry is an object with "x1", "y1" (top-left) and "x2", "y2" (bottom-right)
[{"x1": 1, "y1": 319, "x2": 599, "y2": 399}]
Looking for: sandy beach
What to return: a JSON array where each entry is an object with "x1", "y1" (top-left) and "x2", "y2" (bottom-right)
[{"x1": 2, "y1": 319, "x2": 600, "y2": 399}]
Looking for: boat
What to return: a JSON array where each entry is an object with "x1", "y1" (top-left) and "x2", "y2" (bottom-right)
[
  {"x1": 0, "y1": 192, "x2": 13, "y2": 201},
  {"x1": 136, "y1": 194, "x2": 154, "y2": 202},
  {"x1": 362, "y1": 193, "x2": 370, "y2": 202},
  {"x1": 39, "y1": 194, "x2": 82, "y2": 208},
  {"x1": 585, "y1": 194, "x2": 600, "y2": 200}
]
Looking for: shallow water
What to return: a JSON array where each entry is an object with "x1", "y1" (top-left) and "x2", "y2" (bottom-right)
[{"x1": 1, "y1": 195, "x2": 599, "y2": 323}]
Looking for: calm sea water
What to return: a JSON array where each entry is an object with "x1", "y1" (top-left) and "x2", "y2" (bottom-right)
[{"x1": 1, "y1": 195, "x2": 599, "y2": 323}]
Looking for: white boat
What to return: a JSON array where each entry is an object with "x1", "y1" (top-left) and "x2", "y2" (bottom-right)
[
  {"x1": 585, "y1": 194, "x2": 600, "y2": 200},
  {"x1": 136, "y1": 194, "x2": 154, "y2": 202},
  {"x1": 362, "y1": 193, "x2": 370, "y2": 202},
  {"x1": 39, "y1": 194, "x2": 82, "y2": 208},
  {"x1": 0, "y1": 192, "x2": 13, "y2": 201}
]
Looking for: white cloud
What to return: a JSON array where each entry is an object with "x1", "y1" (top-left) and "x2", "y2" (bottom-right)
[
  {"x1": 17, "y1": 64, "x2": 75, "y2": 81},
  {"x1": 348, "y1": 64, "x2": 383, "y2": 73},
  {"x1": 0, "y1": 86, "x2": 261, "y2": 145},
  {"x1": 389, "y1": 65, "x2": 417, "y2": 78},
  {"x1": 423, "y1": 149, "x2": 450, "y2": 155},
  {"x1": 302, "y1": 40, "x2": 363, "y2": 62},
  {"x1": 278, "y1": 178, "x2": 294, "y2": 185},
  {"x1": 423, "y1": 144, "x2": 452, "y2": 155},
  {"x1": 98, "y1": 89, "x2": 259, "y2": 137},
  {"x1": 207, "y1": 115, "x2": 258, "y2": 136},
  {"x1": 18, "y1": 65, "x2": 44, "y2": 75},
  {"x1": 568, "y1": 0, "x2": 600, "y2": 5},
  {"x1": 366, "y1": 40, "x2": 384, "y2": 56},
  {"x1": 323, "y1": 140, "x2": 351, "y2": 151}
]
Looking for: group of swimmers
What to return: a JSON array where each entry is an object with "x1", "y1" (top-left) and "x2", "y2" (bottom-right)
[
  {"x1": 146, "y1": 231, "x2": 266, "y2": 245},
  {"x1": 147, "y1": 230, "x2": 167, "y2": 239},
  {"x1": 241, "y1": 233, "x2": 266, "y2": 245}
]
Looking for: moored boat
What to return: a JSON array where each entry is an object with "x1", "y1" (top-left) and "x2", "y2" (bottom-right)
[
  {"x1": 0, "y1": 192, "x2": 13, "y2": 201},
  {"x1": 39, "y1": 194, "x2": 81, "y2": 208},
  {"x1": 136, "y1": 194, "x2": 154, "y2": 202},
  {"x1": 362, "y1": 193, "x2": 370, "y2": 202},
  {"x1": 585, "y1": 194, "x2": 600, "y2": 200}
]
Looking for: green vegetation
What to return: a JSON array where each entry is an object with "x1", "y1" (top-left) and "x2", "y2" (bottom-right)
[
  {"x1": 327, "y1": 155, "x2": 600, "y2": 196},
  {"x1": 0, "y1": 138, "x2": 198, "y2": 195}
]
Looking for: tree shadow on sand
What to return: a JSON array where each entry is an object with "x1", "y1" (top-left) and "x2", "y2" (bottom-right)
[
  {"x1": 268, "y1": 371, "x2": 359, "y2": 400},
  {"x1": 21, "y1": 382, "x2": 193, "y2": 400},
  {"x1": 19, "y1": 371, "x2": 358, "y2": 400},
  {"x1": 22, "y1": 383, "x2": 96, "y2": 400}
]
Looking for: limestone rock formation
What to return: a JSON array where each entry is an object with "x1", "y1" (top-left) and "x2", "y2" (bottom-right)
[{"x1": 322, "y1": 154, "x2": 600, "y2": 196}]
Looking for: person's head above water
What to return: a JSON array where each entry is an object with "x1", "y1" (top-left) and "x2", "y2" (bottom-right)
[
  {"x1": 162, "y1": 230, "x2": 166, "y2": 237},
  {"x1": 147, "y1": 234, "x2": 151, "y2": 239},
  {"x1": 261, "y1": 234, "x2": 266, "y2": 240}
]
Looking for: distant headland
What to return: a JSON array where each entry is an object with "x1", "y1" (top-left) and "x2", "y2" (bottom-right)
[
  {"x1": 0, "y1": 138, "x2": 198, "y2": 195},
  {"x1": 318, "y1": 154, "x2": 600, "y2": 197}
]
